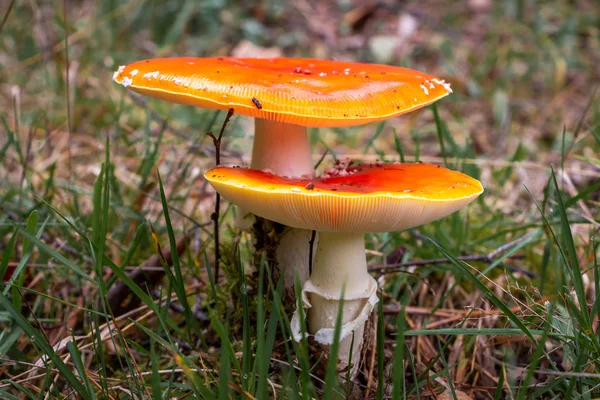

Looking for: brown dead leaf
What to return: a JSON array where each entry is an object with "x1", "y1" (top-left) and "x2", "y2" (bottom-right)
[{"x1": 437, "y1": 389, "x2": 473, "y2": 399}]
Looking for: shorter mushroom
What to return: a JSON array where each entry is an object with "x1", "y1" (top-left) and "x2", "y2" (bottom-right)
[{"x1": 205, "y1": 162, "x2": 483, "y2": 377}]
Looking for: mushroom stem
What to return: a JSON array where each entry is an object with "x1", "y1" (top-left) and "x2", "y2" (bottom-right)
[
  {"x1": 236, "y1": 119, "x2": 314, "y2": 231},
  {"x1": 238, "y1": 118, "x2": 316, "y2": 288},
  {"x1": 250, "y1": 119, "x2": 313, "y2": 177},
  {"x1": 309, "y1": 232, "x2": 372, "y2": 298},
  {"x1": 296, "y1": 231, "x2": 378, "y2": 378}
]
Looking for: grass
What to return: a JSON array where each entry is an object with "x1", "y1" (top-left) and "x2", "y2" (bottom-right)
[{"x1": 1, "y1": 0, "x2": 599, "y2": 398}]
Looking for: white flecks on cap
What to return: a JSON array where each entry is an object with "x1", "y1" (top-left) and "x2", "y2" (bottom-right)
[
  {"x1": 142, "y1": 71, "x2": 160, "y2": 80},
  {"x1": 173, "y1": 77, "x2": 183, "y2": 85},
  {"x1": 420, "y1": 84, "x2": 429, "y2": 95},
  {"x1": 431, "y1": 78, "x2": 453, "y2": 93},
  {"x1": 130, "y1": 69, "x2": 139, "y2": 76},
  {"x1": 291, "y1": 188, "x2": 301, "y2": 193},
  {"x1": 121, "y1": 76, "x2": 133, "y2": 87},
  {"x1": 112, "y1": 65, "x2": 125, "y2": 81}
]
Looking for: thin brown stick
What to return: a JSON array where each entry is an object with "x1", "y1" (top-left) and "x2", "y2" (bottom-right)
[
  {"x1": 308, "y1": 230, "x2": 316, "y2": 275},
  {"x1": 369, "y1": 230, "x2": 538, "y2": 275},
  {"x1": 206, "y1": 109, "x2": 235, "y2": 284},
  {"x1": 63, "y1": 0, "x2": 73, "y2": 177},
  {"x1": 565, "y1": 86, "x2": 598, "y2": 158},
  {"x1": 0, "y1": 0, "x2": 16, "y2": 33}
]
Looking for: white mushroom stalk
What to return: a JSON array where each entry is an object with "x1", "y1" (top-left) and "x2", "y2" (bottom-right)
[
  {"x1": 291, "y1": 232, "x2": 378, "y2": 378},
  {"x1": 250, "y1": 119, "x2": 313, "y2": 178},
  {"x1": 241, "y1": 119, "x2": 316, "y2": 287}
]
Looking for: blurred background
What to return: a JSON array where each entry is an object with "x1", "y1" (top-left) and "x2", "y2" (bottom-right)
[{"x1": 3, "y1": 0, "x2": 598, "y2": 186}]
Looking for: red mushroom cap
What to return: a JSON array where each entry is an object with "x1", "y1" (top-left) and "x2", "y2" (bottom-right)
[
  {"x1": 205, "y1": 163, "x2": 483, "y2": 233},
  {"x1": 113, "y1": 57, "x2": 452, "y2": 128}
]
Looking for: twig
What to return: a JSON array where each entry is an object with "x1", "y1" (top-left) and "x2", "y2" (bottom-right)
[
  {"x1": 206, "y1": 109, "x2": 235, "y2": 284},
  {"x1": 127, "y1": 92, "x2": 241, "y2": 160},
  {"x1": 565, "y1": 86, "x2": 598, "y2": 158},
  {"x1": 369, "y1": 231, "x2": 538, "y2": 276},
  {"x1": 0, "y1": 0, "x2": 16, "y2": 34},
  {"x1": 63, "y1": 0, "x2": 73, "y2": 177},
  {"x1": 308, "y1": 230, "x2": 316, "y2": 275},
  {"x1": 425, "y1": 361, "x2": 441, "y2": 400}
]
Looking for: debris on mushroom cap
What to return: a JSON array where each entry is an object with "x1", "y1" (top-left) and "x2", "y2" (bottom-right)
[
  {"x1": 321, "y1": 158, "x2": 357, "y2": 179},
  {"x1": 112, "y1": 57, "x2": 453, "y2": 128},
  {"x1": 205, "y1": 163, "x2": 483, "y2": 233}
]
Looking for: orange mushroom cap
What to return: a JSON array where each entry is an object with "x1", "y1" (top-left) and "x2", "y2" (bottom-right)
[
  {"x1": 113, "y1": 57, "x2": 452, "y2": 128},
  {"x1": 205, "y1": 163, "x2": 483, "y2": 233}
]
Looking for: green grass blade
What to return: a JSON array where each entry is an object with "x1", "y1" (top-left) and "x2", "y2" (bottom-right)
[
  {"x1": 208, "y1": 309, "x2": 242, "y2": 374},
  {"x1": 0, "y1": 229, "x2": 18, "y2": 283},
  {"x1": 436, "y1": 340, "x2": 458, "y2": 399},
  {"x1": 5, "y1": 382, "x2": 36, "y2": 400},
  {"x1": 202, "y1": 245, "x2": 218, "y2": 300},
  {"x1": 392, "y1": 292, "x2": 409, "y2": 400},
  {"x1": 493, "y1": 366, "x2": 505, "y2": 400},
  {"x1": 150, "y1": 338, "x2": 162, "y2": 400},
  {"x1": 322, "y1": 286, "x2": 344, "y2": 400},
  {"x1": 432, "y1": 104, "x2": 448, "y2": 166},
  {"x1": 549, "y1": 168, "x2": 589, "y2": 326},
  {"x1": 133, "y1": 321, "x2": 215, "y2": 399},
  {"x1": 256, "y1": 257, "x2": 283, "y2": 398},
  {"x1": 515, "y1": 315, "x2": 550, "y2": 400},
  {"x1": 218, "y1": 335, "x2": 232, "y2": 400},
  {"x1": 156, "y1": 170, "x2": 202, "y2": 339},
  {"x1": 363, "y1": 120, "x2": 386, "y2": 155},
  {"x1": 4, "y1": 211, "x2": 43, "y2": 298},
  {"x1": 237, "y1": 249, "x2": 252, "y2": 391},
  {"x1": 67, "y1": 340, "x2": 97, "y2": 400},
  {"x1": 393, "y1": 128, "x2": 406, "y2": 163}
]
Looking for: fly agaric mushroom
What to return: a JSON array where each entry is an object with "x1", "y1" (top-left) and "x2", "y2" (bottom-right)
[
  {"x1": 113, "y1": 57, "x2": 453, "y2": 288},
  {"x1": 204, "y1": 162, "x2": 483, "y2": 377}
]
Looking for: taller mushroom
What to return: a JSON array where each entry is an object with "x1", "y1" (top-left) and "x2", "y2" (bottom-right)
[{"x1": 113, "y1": 57, "x2": 452, "y2": 288}]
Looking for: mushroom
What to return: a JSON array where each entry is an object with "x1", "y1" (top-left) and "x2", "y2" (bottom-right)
[
  {"x1": 113, "y1": 57, "x2": 453, "y2": 288},
  {"x1": 204, "y1": 162, "x2": 483, "y2": 377}
]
